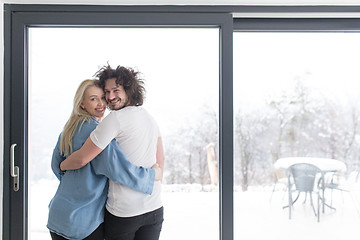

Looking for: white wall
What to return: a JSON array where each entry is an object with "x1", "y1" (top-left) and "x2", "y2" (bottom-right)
[{"x1": 0, "y1": 0, "x2": 359, "y2": 238}]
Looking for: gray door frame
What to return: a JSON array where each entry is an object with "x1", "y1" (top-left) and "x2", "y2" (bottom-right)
[
  {"x1": 3, "y1": 5, "x2": 233, "y2": 240},
  {"x1": 5, "y1": 3, "x2": 360, "y2": 240}
]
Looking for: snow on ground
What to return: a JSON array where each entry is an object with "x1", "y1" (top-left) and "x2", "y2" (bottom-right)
[
  {"x1": 29, "y1": 181, "x2": 360, "y2": 240},
  {"x1": 235, "y1": 187, "x2": 360, "y2": 240}
]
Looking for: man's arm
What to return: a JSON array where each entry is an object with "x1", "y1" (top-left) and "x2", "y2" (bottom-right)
[
  {"x1": 91, "y1": 139, "x2": 156, "y2": 195},
  {"x1": 156, "y1": 137, "x2": 165, "y2": 181},
  {"x1": 60, "y1": 137, "x2": 102, "y2": 171}
]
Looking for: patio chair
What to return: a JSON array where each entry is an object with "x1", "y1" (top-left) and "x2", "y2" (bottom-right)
[
  {"x1": 319, "y1": 171, "x2": 348, "y2": 209},
  {"x1": 319, "y1": 170, "x2": 359, "y2": 212},
  {"x1": 287, "y1": 163, "x2": 322, "y2": 222},
  {"x1": 269, "y1": 169, "x2": 289, "y2": 202}
]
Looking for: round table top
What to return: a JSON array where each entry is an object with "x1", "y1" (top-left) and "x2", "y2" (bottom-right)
[{"x1": 274, "y1": 157, "x2": 347, "y2": 172}]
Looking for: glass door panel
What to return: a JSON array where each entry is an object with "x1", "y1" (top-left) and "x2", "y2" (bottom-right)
[
  {"x1": 234, "y1": 32, "x2": 360, "y2": 240},
  {"x1": 28, "y1": 28, "x2": 219, "y2": 240}
]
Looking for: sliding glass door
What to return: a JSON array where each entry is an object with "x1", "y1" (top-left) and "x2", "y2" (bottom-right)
[{"x1": 4, "y1": 6, "x2": 233, "y2": 240}]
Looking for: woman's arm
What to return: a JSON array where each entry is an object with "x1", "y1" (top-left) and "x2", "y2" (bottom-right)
[
  {"x1": 60, "y1": 137, "x2": 102, "y2": 171},
  {"x1": 51, "y1": 135, "x2": 66, "y2": 180},
  {"x1": 156, "y1": 137, "x2": 165, "y2": 181}
]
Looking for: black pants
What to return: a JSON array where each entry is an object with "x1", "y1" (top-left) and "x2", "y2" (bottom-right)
[
  {"x1": 104, "y1": 207, "x2": 164, "y2": 240},
  {"x1": 50, "y1": 223, "x2": 104, "y2": 240}
]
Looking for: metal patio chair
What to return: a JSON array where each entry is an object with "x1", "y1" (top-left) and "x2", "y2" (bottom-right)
[
  {"x1": 287, "y1": 163, "x2": 322, "y2": 222},
  {"x1": 269, "y1": 169, "x2": 289, "y2": 202},
  {"x1": 320, "y1": 171, "x2": 346, "y2": 209},
  {"x1": 319, "y1": 170, "x2": 354, "y2": 211}
]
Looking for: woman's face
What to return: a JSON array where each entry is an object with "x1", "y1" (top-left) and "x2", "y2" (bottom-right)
[{"x1": 81, "y1": 85, "x2": 106, "y2": 121}]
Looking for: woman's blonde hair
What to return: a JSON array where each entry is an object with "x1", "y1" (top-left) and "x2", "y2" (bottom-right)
[{"x1": 59, "y1": 79, "x2": 102, "y2": 156}]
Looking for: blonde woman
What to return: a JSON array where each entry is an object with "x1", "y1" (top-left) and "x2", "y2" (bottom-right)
[{"x1": 47, "y1": 79, "x2": 160, "y2": 240}]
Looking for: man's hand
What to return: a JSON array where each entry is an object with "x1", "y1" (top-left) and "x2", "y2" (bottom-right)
[{"x1": 152, "y1": 163, "x2": 162, "y2": 181}]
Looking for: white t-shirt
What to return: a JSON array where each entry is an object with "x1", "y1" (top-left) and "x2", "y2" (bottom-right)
[{"x1": 90, "y1": 106, "x2": 162, "y2": 217}]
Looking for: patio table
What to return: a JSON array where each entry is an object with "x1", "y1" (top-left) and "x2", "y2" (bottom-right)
[{"x1": 274, "y1": 157, "x2": 347, "y2": 173}]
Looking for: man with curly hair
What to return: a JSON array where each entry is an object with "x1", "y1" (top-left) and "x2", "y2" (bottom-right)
[{"x1": 60, "y1": 65, "x2": 164, "y2": 240}]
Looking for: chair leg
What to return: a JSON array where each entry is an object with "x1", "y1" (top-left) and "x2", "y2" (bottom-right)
[
  {"x1": 269, "y1": 182, "x2": 277, "y2": 202},
  {"x1": 289, "y1": 190, "x2": 292, "y2": 219},
  {"x1": 292, "y1": 192, "x2": 301, "y2": 205},
  {"x1": 303, "y1": 192, "x2": 308, "y2": 204},
  {"x1": 309, "y1": 192, "x2": 317, "y2": 217},
  {"x1": 317, "y1": 193, "x2": 320, "y2": 222}
]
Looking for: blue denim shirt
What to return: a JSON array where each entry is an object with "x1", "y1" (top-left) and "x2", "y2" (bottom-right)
[{"x1": 47, "y1": 118, "x2": 155, "y2": 240}]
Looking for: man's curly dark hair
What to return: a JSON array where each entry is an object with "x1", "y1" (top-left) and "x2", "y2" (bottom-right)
[{"x1": 95, "y1": 64, "x2": 145, "y2": 106}]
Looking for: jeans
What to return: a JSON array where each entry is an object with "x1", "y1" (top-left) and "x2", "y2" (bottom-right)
[
  {"x1": 104, "y1": 207, "x2": 164, "y2": 240},
  {"x1": 50, "y1": 223, "x2": 104, "y2": 240}
]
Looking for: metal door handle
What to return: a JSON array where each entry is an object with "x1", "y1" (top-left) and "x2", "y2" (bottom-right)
[
  {"x1": 10, "y1": 143, "x2": 19, "y2": 191},
  {"x1": 10, "y1": 144, "x2": 17, "y2": 177}
]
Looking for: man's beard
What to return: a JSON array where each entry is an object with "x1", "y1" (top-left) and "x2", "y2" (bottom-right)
[{"x1": 109, "y1": 98, "x2": 129, "y2": 110}]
